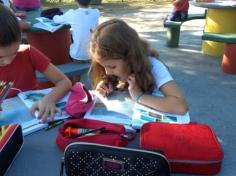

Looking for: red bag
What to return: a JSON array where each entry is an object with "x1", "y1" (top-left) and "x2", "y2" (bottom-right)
[
  {"x1": 140, "y1": 122, "x2": 224, "y2": 175},
  {"x1": 65, "y1": 82, "x2": 93, "y2": 118},
  {"x1": 56, "y1": 119, "x2": 134, "y2": 151}
]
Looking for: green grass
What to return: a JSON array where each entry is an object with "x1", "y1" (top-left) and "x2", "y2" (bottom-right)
[{"x1": 42, "y1": 0, "x2": 171, "y2": 10}]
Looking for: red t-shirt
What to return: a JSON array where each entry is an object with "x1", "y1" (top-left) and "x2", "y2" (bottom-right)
[
  {"x1": 0, "y1": 45, "x2": 50, "y2": 98},
  {"x1": 173, "y1": 0, "x2": 189, "y2": 12}
]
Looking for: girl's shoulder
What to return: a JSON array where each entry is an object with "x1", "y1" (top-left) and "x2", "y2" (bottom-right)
[
  {"x1": 149, "y1": 56, "x2": 166, "y2": 69},
  {"x1": 13, "y1": 45, "x2": 32, "y2": 65}
]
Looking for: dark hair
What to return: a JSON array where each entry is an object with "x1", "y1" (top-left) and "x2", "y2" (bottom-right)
[
  {"x1": 0, "y1": 4, "x2": 21, "y2": 46},
  {"x1": 76, "y1": 0, "x2": 91, "y2": 6},
  {"x1": 90, "y1": 19, "x2": 159, "y2": 93}
]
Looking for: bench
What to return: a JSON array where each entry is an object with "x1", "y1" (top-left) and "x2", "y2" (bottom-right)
[
  {"x1": 36, "y1": 62, "x2": 91, "y2": 82},
  {"x1": 164, "y1": 13, "x2": 206, "y2": 47},
  {"x1": 202, "y1": 32, "x2": 236, "y2": 74}
]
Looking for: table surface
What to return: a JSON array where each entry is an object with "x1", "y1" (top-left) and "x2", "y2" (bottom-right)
[
  {"x1": 192, "y1": 1, "x2": 236, "y2": 9},
  {"x1": 0, "y1": 96, "x2": 139, "y2": 176}
]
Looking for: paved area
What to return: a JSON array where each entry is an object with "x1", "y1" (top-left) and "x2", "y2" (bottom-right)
[{"x1": 91, "y1": 4, "x2": 235, "y2": 176}]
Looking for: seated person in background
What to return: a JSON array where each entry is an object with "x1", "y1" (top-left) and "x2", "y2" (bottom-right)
[
  {"x1": 0, "y1": 5, "x2": 72, "y2": 121},
  {"x1": 0, "y1": 0, "x2": 31, "y2": 30},
  {"x1": 90, "y1": 19, "x2": 189, "y2": 116},
  {"x1": 167, "y1": 0, "x2": 189, "y2": 21},
  {"x1": 53, "y1": 0, "x2": 100, "y2": 62}
]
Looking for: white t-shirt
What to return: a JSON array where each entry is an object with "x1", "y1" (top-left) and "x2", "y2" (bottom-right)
[
  {"x1": 149, "y1": 56, "x2": 173, "y2": 95},
  {"x1": 53, "y1": 8, "x2": 100, "y2": 61}
]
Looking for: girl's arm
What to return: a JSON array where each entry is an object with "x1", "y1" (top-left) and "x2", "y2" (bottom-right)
[
  {"x1": 30, "y1": 63, "x2": 72, "y2": 122},
  {"x1": 137, "y1": 81, "x2": 188, "y2": 115}
]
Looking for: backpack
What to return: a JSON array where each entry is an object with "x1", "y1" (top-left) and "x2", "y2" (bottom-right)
[{"x1": 60, "y1": 142, "x2": 171, "y2": 176}]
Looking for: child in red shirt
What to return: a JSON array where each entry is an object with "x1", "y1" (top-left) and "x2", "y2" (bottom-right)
[
  {"x1": 0, "y1": 4, "x2": 72, "y2": 122},
  {"x1": 168, "y1": 0, "x2": 189, "y2": 21}
]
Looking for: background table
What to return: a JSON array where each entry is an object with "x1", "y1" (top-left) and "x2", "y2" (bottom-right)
[
  {"x1": 24, "y1": 25, "x2": 72, "y2": 65},
  {"x1": 193, "y1": 1, "x2": 236, "y2": 56}
]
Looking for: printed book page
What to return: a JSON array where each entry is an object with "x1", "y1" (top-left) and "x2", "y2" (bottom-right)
[
  {"x1": 132, "y1": 103, "x2": 190, "y2": 129},
  {"x1": 85, "y1": 90, "x2": 190, "y2": 130},
  {"x1": 17, "y1": 88, "x2": 70, "y2": 135},
  {"x1": 84, "y1": 90, "x2": 135, "y2": 132},
  {"x1": 33, "y1": 17, "x2": 63, "y2": 32}
]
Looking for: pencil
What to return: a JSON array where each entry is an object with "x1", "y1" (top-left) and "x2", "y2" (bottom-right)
[
  {"x1": 45, "y1": 120, "x2": 64, "y2": 131},
  {"x1": 0, "y1": 82, "x2": 13, "y2": 101}
]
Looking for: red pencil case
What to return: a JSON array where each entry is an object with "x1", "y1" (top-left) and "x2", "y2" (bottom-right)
[
  {"x1": 56, "y1": 118, "x2": 134, "y2": 151},
  {"x1": 140, "y1": 122, "x2": 224, "y2": 175}
]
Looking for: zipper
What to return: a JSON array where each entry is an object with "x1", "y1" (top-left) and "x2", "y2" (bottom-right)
[{"x1": 169, "y1": 159, "x2": 222, "y2": 164}]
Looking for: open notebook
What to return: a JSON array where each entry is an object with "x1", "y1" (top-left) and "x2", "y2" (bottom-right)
[
  {"x1": 84, "y1": 91, "x2": 135, "y2": 132},
  {"x1": 33, "y1": 17, "x2": 64, "y2": 32},
  {"x1": 17, "y1": 88, "x2": 70, "y2": 136}
]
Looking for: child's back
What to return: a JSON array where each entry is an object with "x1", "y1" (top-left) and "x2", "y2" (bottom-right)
[{"x1": 53, "y1": 2, "x2": 99, "y2": 61}]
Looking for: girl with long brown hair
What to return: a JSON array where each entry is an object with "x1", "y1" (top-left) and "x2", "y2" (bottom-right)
[{"x1": 90, "y1": 19, "x2": 188, "y2": 115}]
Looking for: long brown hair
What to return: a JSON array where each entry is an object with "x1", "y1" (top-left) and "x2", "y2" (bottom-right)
[{"x1": 90, "y1": 19, "x2": 159, "y2": 93}]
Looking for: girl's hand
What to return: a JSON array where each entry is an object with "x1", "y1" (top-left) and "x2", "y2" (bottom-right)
[
  {"x1": 96, "y1": 80, "x2": 114, "y2": 96},
  {"x1": 30, "y1": 98, "x2": 62, "y2": 123},
  {"x1": 127, "y1": 74, "x2": 143, "y2": 101}
]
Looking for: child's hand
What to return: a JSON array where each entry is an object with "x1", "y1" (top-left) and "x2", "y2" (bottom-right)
[
  {"x1": 30, "y1": 99, "x2": 62, "y2": 123},
  {"x1": 127, "y1": 74, "x2": 143, "y2": 101},
  {"x1": 96, "y1": 80, "x2": 114, "y2": 96}
]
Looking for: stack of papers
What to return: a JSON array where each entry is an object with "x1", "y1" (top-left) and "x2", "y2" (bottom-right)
[{"x1": 33, "y1": 17, "x2": 63, "y2": 32}]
